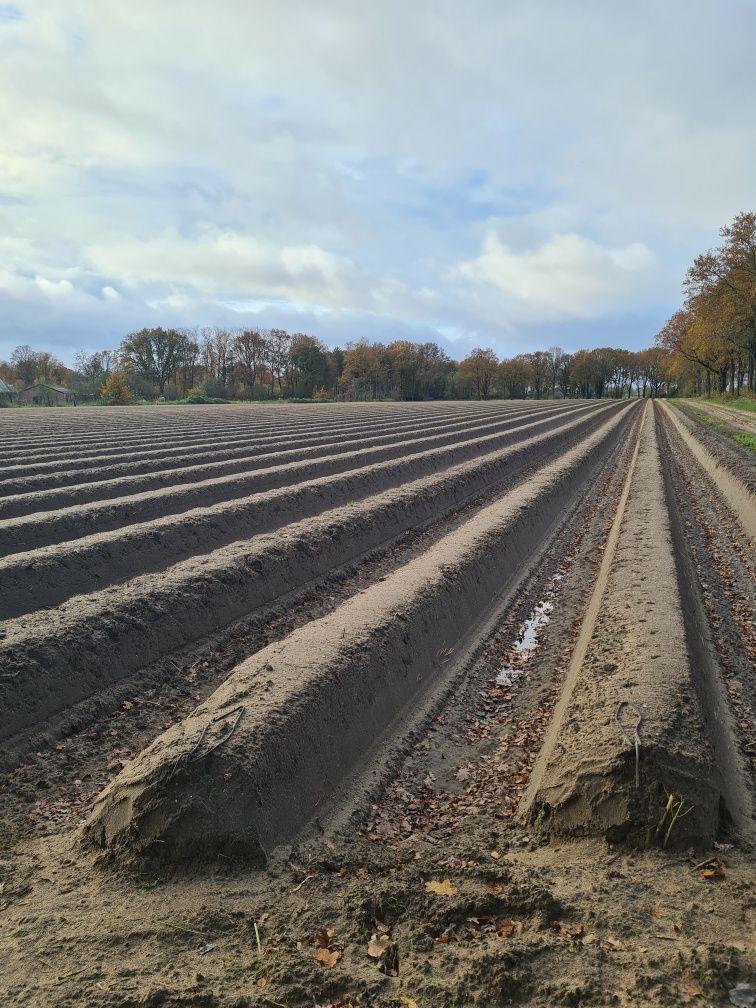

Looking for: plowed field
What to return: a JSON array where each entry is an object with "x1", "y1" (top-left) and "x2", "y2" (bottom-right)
[{"x1": 0, "y1": 400, "x2": 753, "y2": 1008}]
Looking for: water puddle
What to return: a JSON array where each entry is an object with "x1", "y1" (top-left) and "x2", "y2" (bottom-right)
[{"x1": 494, "y1": 574, "x2": 563, "y2": 686}]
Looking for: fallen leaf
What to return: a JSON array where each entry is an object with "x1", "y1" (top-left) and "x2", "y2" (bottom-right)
[
  {"x1": 315, "y1": 928, "x2": 334, "y2": 948},
  {"x1": 256, "y1": 977, "x2": 267, "y2": 988},
  {"x1": 399, "y1": 998, "x2": 419, "y2": 1008},
  {"x1": 490, "y1": 850, "x2": 501, "y2": 860},
  {"x1": 647, "y1": 906, "x2": 667, "y2": 920},
  {"x1": 367, "y1": 933, "x2": 392, "y2": 959},
  {"x1": 551, "y1": 921, "x2": 583, "y2": 941},
  {"x1": 424, "y1": 879, "x2": 457, "y2": 896},
  {"x1": 699, "y1": 865, "x2": 725, "y2": 879},
  {"x1": 496, "y1": 917, "x2": 518, "y2": 938},
  {"x1": 682, "y1": 981, "x2": 700, "y2": 997},
  {"x1": 314, "y1": 948, "x2": 341, "y2": 967},
  {"x1": 601, "y1": 936, "x2": 627, "y2": 951}
]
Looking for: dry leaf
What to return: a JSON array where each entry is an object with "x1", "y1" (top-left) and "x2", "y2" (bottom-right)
[
  {"x1": 256, "y1": 977, "x2": 267, "y2": 988},
  {"x1": 647, "y1": 906, "x2": 667, "y2": 919},
  {"x1": 367, "y1": 933, "x2": 392, "y2": 959},
  {"x1": 496, "y1": 917, "x2": 517, "y2": 938},
  {"x1": 682, "y1": 981, "x2": 700, "y2": 996},
  {"x1": 551, "y1": 921, "x2": 583, "y2": 941},
  {"x1": 490, "y1": 850, "x2": 501, "y2": 860},
  {"x1": 601, "y1": 936, "x2": 626, "y2": 951},
  {"x1": 314, "y1": 948, "x2": 341, "y2": 967},
  {"x1": 424, "y1": 879, "x2": 457, "y2": 896},
  {"x1": 315, "y1": 928, "x2": 334, "y2": 948},
  {"x1": 699, "y1": 866, "x2": 725, "y2": 879},
  {"x1": 399, "y1": 998, "x2": 418, "y2": 1008}
]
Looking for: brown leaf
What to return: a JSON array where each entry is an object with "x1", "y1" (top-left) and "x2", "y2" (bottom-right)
[
  {"x1": 600, "y1": 936, "x2": 626, "y2": 951},
  {"x1": 367, "y1": 933, "x2": 392, "y2": 959},
  {"x1": 399, "y1": 998, "x2": 418, "y2": 1008},
  {"x1": 315, "y1": 928, "x2": 334, "y2": 948},
  {"x1": 699, "y1": 866, "x2": 725, "y2": 879},
  {"x1": 682, "y1": 981, "x2": 700, "y2": 997},
  {"x1": 256, "y1": 977, "x2": 267, "y2": 988},
  {"x1": 496, "y1": 917, "x2": 519, "y2": 938},
  {"x1": 551, "y1": 921, "x2": 583, "y2": 941},
  {"x1": 424, "y1": 879, "x2": 457, "y2": 896},
  {"x1": 314, "y1": 948, "x2": 341, "y2": 967}
]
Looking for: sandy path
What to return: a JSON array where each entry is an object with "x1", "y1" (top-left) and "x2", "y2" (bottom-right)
[{"x1": 683, "y1": 399, "x2": 756, "y2": 435}]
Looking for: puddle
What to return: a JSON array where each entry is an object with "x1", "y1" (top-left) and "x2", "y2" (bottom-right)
[
  {"x1": 513, "y1": 600, "x2": 553, "y2": 653},
  {"x1": 495, "y1": 593, "x2": 557, "y2": 685}
]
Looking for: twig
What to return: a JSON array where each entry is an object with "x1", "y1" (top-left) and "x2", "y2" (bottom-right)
[
  {"x1": 167, "y1": 706, "x2": 244, "y2": 780},
  {"x1": 292, "y1": 874, "x2": 315, "y2": 892},
  {"x1": 690, "y1": 856, "x2": 718, "y2": 872}
]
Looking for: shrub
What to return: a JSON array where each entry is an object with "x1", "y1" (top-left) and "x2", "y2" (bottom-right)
[{"x1": 101, "y1": 372, "x2": 132, "y2": 405}]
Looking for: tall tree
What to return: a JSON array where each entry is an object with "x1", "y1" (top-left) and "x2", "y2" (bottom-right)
[
  {"x1": 120, "y1": 327, "x2": 189, "y2": 393},
  {"x1": 458, "y1": 348, "x2": 498, "y2": 399}
]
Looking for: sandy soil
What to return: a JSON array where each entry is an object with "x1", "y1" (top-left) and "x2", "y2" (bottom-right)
[{"x1": 0, "y1": 401, "x2": 753, "y2": 1007}]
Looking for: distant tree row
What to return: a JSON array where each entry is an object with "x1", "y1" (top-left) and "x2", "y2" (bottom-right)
[
  {"x1": 657, "y1": 211, "x2": 756, "y2": 396},
  {"x1": 1, "y1": 329, "x2": 678, "y2": 404}
]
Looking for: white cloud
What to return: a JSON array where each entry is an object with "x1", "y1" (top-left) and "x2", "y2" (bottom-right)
[
  {"x1": 456, "y1": 232, "x2": 659, "y2": 320},
  {"x1": 86, "y1": 231, "x2": 352, "y2": 305}
]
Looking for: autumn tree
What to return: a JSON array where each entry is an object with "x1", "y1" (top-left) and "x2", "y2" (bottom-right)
[
  {"x1": 101, "y1": 371, "x2": 132, "y2": 405},
  {"x1": 458, "y1": 348, "x2": 498, "y2": 399},
  {"x1": 341, "y1": 339, "x2": 385, "y2": 399}
]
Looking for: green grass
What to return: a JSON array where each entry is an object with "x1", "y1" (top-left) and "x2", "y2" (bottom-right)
[
  {"x1": 670, "y1": 399, "x2": 755, "y2": 453},
  {"x1": 728, "y1": 396, "x2": 756, "y2": 412}
]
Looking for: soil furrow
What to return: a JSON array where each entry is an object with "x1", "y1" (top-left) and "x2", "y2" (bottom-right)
[
  {"x1": 0, "y1": 403, "x2": 622, "y2": 617},
  {"x1": 0, "y1": 403, "x2": 601, "y2": 552},
  {"x1": 0, "y1": 404, "x2": 630, "y2": 741}
]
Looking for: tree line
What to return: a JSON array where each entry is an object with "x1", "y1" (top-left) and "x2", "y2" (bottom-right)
[
  {"x1": 1, "y1": 329, "x2": 679, "y2": 404},
  {"x1": 656, "y1": 211, "x2": 756, "y2": 396}
]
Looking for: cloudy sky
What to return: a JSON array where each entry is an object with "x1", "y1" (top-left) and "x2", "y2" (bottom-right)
[{"x1": 1, "y1": 1, "x2": 754, "y2": 364}]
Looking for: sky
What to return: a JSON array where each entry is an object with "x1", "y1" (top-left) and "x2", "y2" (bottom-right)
[{"x1": 1, "y1": 0, "x2": 754, "y2": 365}]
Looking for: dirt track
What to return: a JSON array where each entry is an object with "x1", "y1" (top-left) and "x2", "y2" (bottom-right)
[{"x1": 0, "y1": 400, "x2": 753, "y2": 1008}]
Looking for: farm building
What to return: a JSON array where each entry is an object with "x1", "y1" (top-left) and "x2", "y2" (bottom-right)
[
  {"x1": 0, "y1": 377, "x2": 18, "y2": 402},
  {"x1": 18, "y1": 383, "x2": 77, "y2": 405}
]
